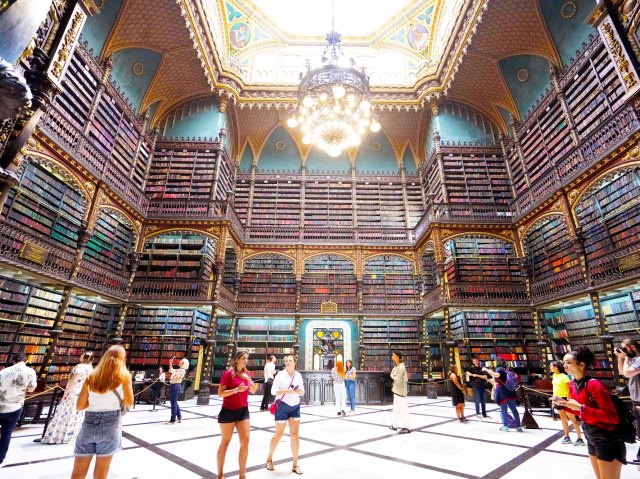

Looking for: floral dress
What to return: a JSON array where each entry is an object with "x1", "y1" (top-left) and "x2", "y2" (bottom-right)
[{"x1": 41, "y1": 363, "x2": 93, "y2": 444}]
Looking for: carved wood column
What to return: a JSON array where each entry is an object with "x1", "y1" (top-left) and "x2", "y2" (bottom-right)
[
  {"x1": 588, "y1": 291, "x2": 618, "y2": 384},
  {"x1": 509, "y1": 117, "x2": 531, "y2": 191},
  {"x1": 196, "y1": 309, "x2": 218, "y2": 405},
  {"x1": 37, "y1": 285, "x2": 72, "y2": 380}
]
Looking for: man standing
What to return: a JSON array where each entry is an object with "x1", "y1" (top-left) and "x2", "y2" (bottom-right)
[
  {"x1": 615, "y1": 338, "x2": 640, "y2": 466},
  {"x1": 389, "y1": 350, "x2": 410, "y2": 434},
  {"x1": 260, "y1": 355, "x2": 277, "y2": 411},
  {"x1": 0, "y1": 353, "x2": 37, "y2": 467},
  {"x1": 467, "y1": 357, "x2": 490, "y2": 418}
]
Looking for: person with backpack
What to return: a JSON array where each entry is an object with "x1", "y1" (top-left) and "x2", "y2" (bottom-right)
[
  {"x1": 554, "y1": 345, "x2": 626, "y2": 479},
  {"x1": 483, "y1": 359, "x2": 523, "y2": 432}
]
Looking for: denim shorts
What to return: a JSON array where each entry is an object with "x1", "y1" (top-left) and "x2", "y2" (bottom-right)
[
  {"x1": 74, "y1": 410, "x2": 122, "y2": 457},
  {"x1": 274, "y1": 402, "x2": 301, "y2": 422}
]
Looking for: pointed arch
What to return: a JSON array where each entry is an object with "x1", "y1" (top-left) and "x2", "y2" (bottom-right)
[
  {"x1": 239, "y1": 141, "x2": 255, "y2": 171},
  {"x1": 93, "y1": 204, "x2": 141, "y2": 244},
  {"x1": 362, "y1": 253, "x2": 416, "y2": 273},
  {"x1": 355, "y1": 130, "x2": 398, "y2": 174},
  {"x1": 256, "y1": 125, "x2": 302, "y2": 172},
  {"x1": 241, "y1": 252, "x2": 296, "y2": 274},
  {"x1": 401, "y1": 144, "x2": 418, "y2": 174},
  {"x1": 302, "y1": 253, "x2": 356, "y2": 271},
  {"x1": 21, "y1": 154, "x2": 91, "y2": 206}
]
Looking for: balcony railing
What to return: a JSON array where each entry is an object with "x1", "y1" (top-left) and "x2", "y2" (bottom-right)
[
  {"x1": 299, "y1": 296, "x2": 358, "y2": 313},
  {"x1": 0, "y1": 222, "x2": 75, "y2": 278},
  {"x1": 75, "y1": 260, "x2": 129, "y2": 297},
  {"x1": 217, "y1": 284, "x2": 236, "y2": 311},
  {"x1": 530, "y1": 264, "x2": 586, "y2": 304},
  {"x1": 235, "y1": 294, "x2": 297, "y2": 313},
  {"x1": 130, "y1": 279, "x2": 212, "y2": 301},
  {"x1": 423, "y1": 287, "x2": 444, "y2": 313},
  {"x1": 589, "y1": 243, "x2": 640, "y2": 287},
  {"x1": 447, "y1": 282, "x2": 529, "y2": 305},
  {"x1": 146, "y1": 200, "x2": 228, "y2": 218}
]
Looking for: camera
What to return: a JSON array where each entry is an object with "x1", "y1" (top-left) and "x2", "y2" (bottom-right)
[{"x1": 616, "y1": 347, "x2": 637, "y2": 358}]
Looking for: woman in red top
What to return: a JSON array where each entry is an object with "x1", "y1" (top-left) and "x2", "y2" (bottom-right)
[
  {"x1": 554, "y1": 346, "x2": 626, "y2": 479},
  {"x1": 217, "y1": 350, "x2": 258, "y2": 479}
]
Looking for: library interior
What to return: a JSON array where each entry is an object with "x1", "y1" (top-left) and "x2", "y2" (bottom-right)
[{"x1": 1, "y1": 0, "x2": 640, "y2": 478}]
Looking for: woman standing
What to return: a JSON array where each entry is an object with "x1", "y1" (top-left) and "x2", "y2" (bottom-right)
[
  {"x1": 484, "y1": 360, "x2": 522, "y2": 432},
  {"x1": 345, "y1": 359, "x2": 357, "y2": 415},
  {"x1": 217, "y1": 350, "x2": 258, "y2": 479},
  {"x1": 331, "y1": 359, "x2": 347, "y2": 417},
  {"x1": 41, "y1": 352, "x2": 94, "y2": 444},
  {"x1": 449, "y1": 365, "x2": 467, "y2": 423},
  {"x1": 166, "y1": 356, "x2": 188, "y2": 424},
  {"x1": 550, "y1": 360, "x2": 584, "y2": 446},
  {"x1": 70, "y1": 345, "x2": 133, "y2": 479},
  {"x1": 266, "y1": 355, "x2": 305, "y2": 475},
  {"x1": 554, "y1": 346, "x2": 626, "y2": 479}
]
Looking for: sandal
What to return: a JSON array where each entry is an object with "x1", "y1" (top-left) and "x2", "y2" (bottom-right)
[
  {"x1": 292, "y1": 465, "x2": 303, "y2": 475},
  {"x1": 266, "y1": 460, "x2": 275, "y2": 471}
]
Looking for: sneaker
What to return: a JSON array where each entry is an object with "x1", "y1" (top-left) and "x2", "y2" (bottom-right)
[
  {"x1": 499, "y1": 426, "x2": 510, "y2": 432},
  {"x1": 399, "y1": 428, "x2": 411, "y2": 434},
  {"x1": 337, "y1": 412, "x2": 343, "y2": 416},
  {"x1": 461, "y1": 417, "x2": 469, "y2": 423},
  {"x1": 389, "y1": 425, "x2": 398, "y2": 431},
  {"x1": 573, "y1": 439, "x2": 585, "y2": 447},
  {"x1": 482, "y1": 414, "x2": 490, "y2": 419},
  {"x1": 561, "y1": 436, "x2": 571, "y2": 444},
  {"x1": 516, "y1": 427, "x2": 524, "y2": 432}
]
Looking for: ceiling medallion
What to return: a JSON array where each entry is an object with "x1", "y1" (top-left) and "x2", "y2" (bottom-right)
[
  {"x1": 132, "y1": 62, "x2": 144, "y2": 76},
  {"x1": 371, "y1": 141, "x2": 382, "y2": 152},
  {"x1": 275, "y1": 140, "x2": 286, "y2": 151},
  {"x1": 561, "y1": 1, "x2": 577, "y2": 19},
  {"x1": 287, "y1": 27, "x2": 380, "y2": 158},
  {"x1": 516, "y1": 68, "x2": 529, "y2": 82}
]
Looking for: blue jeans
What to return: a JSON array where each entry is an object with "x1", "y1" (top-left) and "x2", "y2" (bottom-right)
[
  {"x1": 346, "y1": 380, "x2": 356, "y2": 411},
  {"x1": 0, "y1": 407, "x2": 22, "y2": 464},
  {"x1": 472, "y1": 385, "x2": 487, "y2": 415},
  {"x1": 169, "y1": 384, "x2": 182, "y2": 422},
  {"x1": 499, "y1": 400, "x2": 521, "y2": 428}
]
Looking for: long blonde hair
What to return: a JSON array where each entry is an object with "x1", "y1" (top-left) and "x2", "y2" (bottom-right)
[{"x1": 85, "y1": 345, "x2": 130, "y2": 394}]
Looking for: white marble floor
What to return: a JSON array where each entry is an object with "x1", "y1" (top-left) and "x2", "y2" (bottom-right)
[{"x1": 2, "y1": 396, "x2": 638, "y2": 479}]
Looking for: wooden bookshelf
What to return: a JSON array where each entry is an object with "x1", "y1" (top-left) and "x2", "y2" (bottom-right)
[
  {"x1": 236, "y1": 254, "x2": 296, "y2": 312},
  {"x1": 300, "y1": 254, "x2": 357, "y2": 312},
  {"x1": 213, "y1": 316, "x2": 233, "y2": 381},
  {"x1": 235, "y1": 317, "x2": 295, "y2": 378},
  {"x1": 362, "y1": 255, "x2": 419, "y2": 313},
  {"x1": 222, "y1": 246, "x2": 238, "y2": 289},
  {"x1": 441, "y1": 153, "x2": 513, "y2": 204},
  {"x1": 425, "y1": 318, "x2": 443, "y2": 380},
  {"x1": 361, "y1": 319, "x2": 421, "y2": 380},
  {"x1": 541, "y1": 303, "x2": 612, "y2": 384},
  {"x1": 2, "y1": 162, "x2": 87, "y2": 249},
  {"x1": 84, "y1": 209, "x2": 136, "y2": 272},
  {"x1": 126, "y1": 307, "x2": 210, "y2": 369},
  {"x1": 601, "y1": 290, "x2": 640, "y2": 343}
]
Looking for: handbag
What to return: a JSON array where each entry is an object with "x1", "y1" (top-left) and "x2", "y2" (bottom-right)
[
  {"x1": 112, "y1": 388, "x2": 129, "y2": 416},
  {"x1": 269, "y1": 372, "x2": 296, "y2": 415}
]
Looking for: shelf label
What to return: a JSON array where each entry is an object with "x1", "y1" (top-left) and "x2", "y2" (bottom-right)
[
  {"x1": 20, "y1": 241, "x2": 49, "y2": 265},
  {"x1": 618, "y1": 251, "x2": 640, "y2": 272},
  {"x1": 320, "y1": 301, "x2": 338, "y2": 313}
]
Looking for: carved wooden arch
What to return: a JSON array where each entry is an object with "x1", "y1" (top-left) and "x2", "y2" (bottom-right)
[
  {"x1": 571, "y1": 163, "x2": 640, "y2": 230},
  {"x1": 441, "y1": 231, "x2": 516, "y2": 247},
  {"x1": 142, "y1": 228, "x2": 220, "y2": 255},
  {"x1": 240, "y1": 252, "x2": 296, "y2": 275},
  {"x1": 362, "y1": 253, "x2": 416, "y2": 274},
  {"x1": 518, "y1": 212, "x2": 566, "y2": 253},
  {"x1": 302, "y1": 253, "x2": 356, "y2": 273},
  {"x1": 20, "y1": 154, "x2": 92, "y2": 210},
  {"x1": 92, "y1": 205, "x2": 141, "y2": 246}
]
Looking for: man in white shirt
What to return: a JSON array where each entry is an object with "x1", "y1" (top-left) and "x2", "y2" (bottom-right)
[
  {"x1": 260, "y1": 356, "x2": 277, "y2": 411},
  {"x1": 0, "y1": 353, "x2": 37, "y2": 467}
]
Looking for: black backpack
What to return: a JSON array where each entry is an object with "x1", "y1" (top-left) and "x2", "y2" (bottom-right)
[{"x1": 587, "y1": 379, "x2": 637, "y2": 444}]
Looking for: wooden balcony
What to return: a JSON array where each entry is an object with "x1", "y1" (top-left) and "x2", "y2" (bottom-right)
[
  {"x1": 129, "y1": 279, "x2": 212, "y2": 302},
  {"x1": 75, "y1": 260, "x2": 129, "y2": 297},
  {"x1": 589, "y1": 243, "x2": 640, "y2": 287},
  {"x1": 447, "y1": 282, "x2": 529, "y2": 305},
  {"x1": 235, "y1": 293, "x2": 296, "y2": 313},
  {"x1": 530, "y1": 264, "x2": 586, "y2": 305},
  {"x1": 0, "y1": 222, "x2": 75, "y2": 279},
  {"x1": 217, "y1": 284, "x2": 236, "y2": 311}
]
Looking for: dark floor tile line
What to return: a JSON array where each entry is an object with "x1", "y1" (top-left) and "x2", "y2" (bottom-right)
[
  {"x1": 122, "y1": 431, "x2": 216, "y2": 478},
  {"x1": 480, "y1": 430, "x2": 566, "y2": 479},
  {"x1": 344, "y1": 447, "x2": 481, "y2": 479},
  {"x1": 2, "y1": 444, "x2": 142, "y2": 469}
]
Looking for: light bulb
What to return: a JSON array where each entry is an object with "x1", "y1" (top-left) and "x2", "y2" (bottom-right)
[
  {"x1": 303, "y1": 97, "x2": 313, "y2": 107},
  {"x1": 326, "y1": 145, "x2": 342, "y2": 157},
  {"x1": 320, "y1": 92, "x2": 328, "y2": 102},
  {"x1": 370, "y1": 121, "x2": 381, "y2": 132},
  {"x1": 302, "y1": 135, "x2": 312, "y2": 145},
  {"x1": 360, "y1": 100, "x2": 371, "y2": 111},
  {"x1": 287, "y1": 117, "x2": 298, "y2": 128},
  {"x1": 333, "y1": 85, "x2": 346, "y2": 99}
]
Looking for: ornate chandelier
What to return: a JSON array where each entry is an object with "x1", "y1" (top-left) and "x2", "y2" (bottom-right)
[{"x1": 287, "y1": 31, "x2": 380, "y2": 158}]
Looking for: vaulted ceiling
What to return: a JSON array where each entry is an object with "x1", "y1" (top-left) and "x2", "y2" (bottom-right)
[{"x1": 84, "y1": 0, "x2": 597, "y2": 153}]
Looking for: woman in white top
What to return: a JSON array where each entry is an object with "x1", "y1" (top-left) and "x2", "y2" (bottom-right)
[
  {"x1": 266, "y1": 355, "x2": 305, "y2": 475},
  {"x1": 167, "y1": 357, "x2": 188, "y2": 424},
  {"x1": 71, "y1": 345, "x2": 133, "y2": 479}
]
